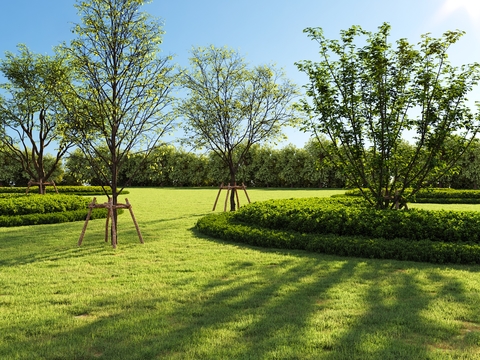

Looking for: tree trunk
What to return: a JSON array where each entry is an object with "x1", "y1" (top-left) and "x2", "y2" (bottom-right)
[{"x1": 229, "y1": 173, "x2": 236, "y2": 211}]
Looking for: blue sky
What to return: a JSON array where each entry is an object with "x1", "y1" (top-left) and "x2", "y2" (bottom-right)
[{"x1": 1, "y1": 0, "x2": 480, "y2": 147}]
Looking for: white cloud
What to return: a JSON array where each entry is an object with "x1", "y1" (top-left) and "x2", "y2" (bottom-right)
[{"x1": 434, "y1": 0, "x2": 480, "y2": 24}]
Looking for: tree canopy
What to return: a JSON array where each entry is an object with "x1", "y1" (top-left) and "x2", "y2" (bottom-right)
[
  {"x1": 179, "y1": 45, "x2": 299, "y2": 210},
  {"x1": 296, "y1": 23, "x2": 480, "y2": 209},
  {"x1": 62, "y1": 0, "x2": 177, "y2": 245},
  {"x1": 0, "y1": 44, "x2": 74, "y2": 193}
]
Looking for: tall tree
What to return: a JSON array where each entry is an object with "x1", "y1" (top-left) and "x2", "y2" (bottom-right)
[
  {"x1": 179, "y1": 45, "x2": 298, "y2": 210},
  {"x1": 62, "y1": 0, "x2": 176, "y2": 244},
  {"x1": 0, "y1": 44, "x2": 74, "y2": 193},
  {"x1": 296, "y1": 23, "x2": 480, "y2": 209}
]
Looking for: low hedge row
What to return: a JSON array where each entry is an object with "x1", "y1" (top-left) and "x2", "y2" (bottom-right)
[
  {"x1": 233, "y1": 197, "x2": 480, "y2": 244},
  {"x1": 0, "y1": 185, "x2": 126, "y2": 195},
  {"x1": 0, "y1": 193, "x2": 116, "y2": 227},
  {"x1": 196, "y1": 213, "x2": 480, "y2": 265},
  {"x1": 0, "y1": 194, "x2": 91, "y2": 216},
  {"x1": 344, "y1": 188, "x2": 480, "y2": 204},
  {"x1": 0, "y1": 208, "x2": 109, "y2": 227}
]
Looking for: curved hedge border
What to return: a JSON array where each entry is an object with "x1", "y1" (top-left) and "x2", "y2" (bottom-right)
[
  {"x1": 195, "y1": 197, "x2": 480, "y2": 265},
  {"x1": 196, "y1": 213, "x2": 480, "y2": 264},
  {"x1": 233, "y1": 197, "x2": 480, "y2": 244}
]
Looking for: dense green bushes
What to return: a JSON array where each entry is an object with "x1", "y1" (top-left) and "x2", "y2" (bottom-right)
[
  {"x1": 344, "y1": 188, "x2": 480, "y2": 204},
  {"x1": 196, "y1": 197, "x2": 480, "y2": 264},
  {"x1": 0, "y1": 194, "x2": 109, "y2": 227},
  {"x1": 0, "y1": 185, "x2": 118, "y2": 195}
]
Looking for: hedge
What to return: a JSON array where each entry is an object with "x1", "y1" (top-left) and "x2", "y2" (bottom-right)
[
  {"x1": 344, "y1": 188, "x2": 480, "y2": 204},
  {"x1": 232, "y1": 197, "x2": 480, "y2": 244},
  {"x1": 0, "y1": 208, "x2": 109, "y2": 227},
  {"x1": 0, "y1": 185, "x2": 129, "y2": 196},
  {"x1": 0, "y1": 193, "x2": 115, "y2": 227},
  {"x1": 196, "y1": 213, "x2": 480, "y2": 265}
]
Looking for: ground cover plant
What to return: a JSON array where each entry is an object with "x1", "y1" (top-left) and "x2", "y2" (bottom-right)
[{"x1": 0, "y1": 188, "x2": 479, "y2": 359}]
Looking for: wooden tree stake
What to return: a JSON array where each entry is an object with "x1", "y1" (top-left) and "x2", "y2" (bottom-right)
[
  {"x1": 78, "y1": 197, "x2": 144, "y2": 248},
  {"x1": 212, "y1": 183, "x2": 251, "y2": 211}
]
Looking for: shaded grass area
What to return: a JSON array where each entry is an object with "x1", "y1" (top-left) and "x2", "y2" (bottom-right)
[{"x1": 0, "y1": 188, "x2": 479, "y2": 359}]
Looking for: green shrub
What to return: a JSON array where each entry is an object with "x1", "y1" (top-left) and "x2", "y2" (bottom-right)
[
  {"x1": 233, "y1": 197, "x2": 480, "y2": 244},
  {"x1": 344, "y1": 188, "x2": 480, "y2": 204},
  {"x1": 196, "y1": 212, "x2": 480, "y2": 265},
  {"x1": 0, "y1": 194, "x2": 90, "y2": 216},
  {"x1": 0, "y1": 208, "x2": 109, "y2": 227},
  {"x1": 0, "y1": 185, "x2": 128, "y2": 196},
  {"x1": 0, "y1": 193, "x2": 117, "y2": 227}
]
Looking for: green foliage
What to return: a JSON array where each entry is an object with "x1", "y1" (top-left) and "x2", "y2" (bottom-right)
[
  {"x1": 0, "y1": 185, "x2": 118, "y2": 195},
  {"x1": 345, "y1": 187, "x2": 480, "y2": 204},
  {"x1": 0, "y1": 193, "x2": 113, "y2": 227},
  {"x1": 0, "y1": 45, "x2": 74, "y2": 190},
  {"x1": 296, "y1": 23, "x2": 480, "y2": 209},
  {"x1": 179, "y1": 45, "x2": 299, "y2": 210},
  {"x1": 196, "y1": 212, "x2": 480, "y2": 265},
  {"x1": 0, "y1": 207, "x2": 107, "y2": 227},
  {"x1": 196, "y1": 197, "x2": 480, "y2": 264}
]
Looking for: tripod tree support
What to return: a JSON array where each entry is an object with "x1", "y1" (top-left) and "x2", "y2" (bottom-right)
[
  {"x1": 212, "y1": 183, "x2": 251, "y2": 211},
  {"x1": 78, "y1": 197, "x2": 144, "y2": 249},
  {"x1": 26, "y1": 180, "x2": 58, "y2": 194}
]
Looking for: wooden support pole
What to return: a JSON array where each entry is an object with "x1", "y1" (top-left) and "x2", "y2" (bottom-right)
[
  {"x1": 212, "y1": 183, "x2": 223, "y2": 211},
  {"x1": 224, "y1": 186, "x2": 230, "y2": 212},
  {"x1": 126, "y1": 198, "x2": 144, "y2": 244},
  {"x1": 78, "y1": 197, "x2": 97, "y2": 246}
]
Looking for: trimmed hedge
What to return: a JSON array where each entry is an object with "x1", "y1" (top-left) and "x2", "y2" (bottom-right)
[
  {"x1": 0, "y1": 185, "x2": 129, "y2": 196},
  {"x1": 195, "y1": 197, "x2": 480, "y2": 265},
  {"x1": 344, "y1": 188, "x2": 480, "y2": 204},
  {"x1": 0, "y1": 208, "x2": 109, "y2": 227},
  {"x1": 0, "y1": 194, "x2": 90, "y2": 216},
  {"x1": 0, "y1": 194, "x2": 114, "y2": 227},
  {"x1": 196, "y1": 213, "x2": 480, "y2": 265},
  {"x1": 232, "y1": 197, "x2": 480, "y2": 244}
]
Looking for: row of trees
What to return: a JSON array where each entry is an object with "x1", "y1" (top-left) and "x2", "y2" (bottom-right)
[{"x1": 3, "y1": 136, "x2": 480, "y2": 190}]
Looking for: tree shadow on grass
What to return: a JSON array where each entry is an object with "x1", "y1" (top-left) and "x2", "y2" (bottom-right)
[{"x1": 2, "y1": 233, "x2": 480, "y2": 359}]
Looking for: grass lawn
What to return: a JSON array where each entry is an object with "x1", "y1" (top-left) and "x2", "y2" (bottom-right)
[{"x1": 0, "y1": 187, "x2": 479, "y2": 359}]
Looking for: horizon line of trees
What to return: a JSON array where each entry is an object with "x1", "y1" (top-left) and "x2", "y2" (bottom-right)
[{"x1": 2, "y1": 137, "x2": 480, "y2": 190}]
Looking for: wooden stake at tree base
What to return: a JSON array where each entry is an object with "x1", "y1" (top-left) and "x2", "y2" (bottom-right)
[
  {"x1": 26, "y1": 180, "x2": 58, "y2": 194},
  {"x1": 212, "y1": 182, "x2": 251, "y2": 211},
  {"x1": 78, "y1": 197, "x2": 144, "y2": 249}
]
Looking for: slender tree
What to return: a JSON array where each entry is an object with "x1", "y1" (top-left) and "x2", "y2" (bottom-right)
[
  {"x1": 63, "y1": 0, "x2": 176, "y2": 245},
  {"x1": 296, "y1": 23, "x2": 480, "y2": 209},
  {"x1": 179, "y1": 45, "x2": 298, "y2": 210},
  {"x1": 0, "y1": 45, "x2": 74, "y2": 193}
]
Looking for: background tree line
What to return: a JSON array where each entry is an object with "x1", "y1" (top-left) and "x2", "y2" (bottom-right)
[{"x1": 2, "y1": 137, "x2": 480, "y2": 189}]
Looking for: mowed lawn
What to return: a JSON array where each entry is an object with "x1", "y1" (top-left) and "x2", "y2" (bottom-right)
[{"x1": 0, "y1": 187, "x2": 479, "y2": 359}]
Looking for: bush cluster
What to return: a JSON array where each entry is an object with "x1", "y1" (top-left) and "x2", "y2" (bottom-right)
[
  {"x1": 196, "y1": 213, "x2": 480, "y2": 265},
  {"x1": 0, "y1": 185, "x2": 118, "y2": 195},
  {"x1": 0, "y1": 194, "x2": 110, "y2": 227},
  {"x1": 196, "y1": 197, "x2": 480, "y2": 265},
  {"x1": 344, "y1": 188, "x2": 480, "y2": 204}
]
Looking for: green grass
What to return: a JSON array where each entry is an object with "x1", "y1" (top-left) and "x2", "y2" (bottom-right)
[{"x1": 0, "y1": 188, "x2": 479, "y2": 359}]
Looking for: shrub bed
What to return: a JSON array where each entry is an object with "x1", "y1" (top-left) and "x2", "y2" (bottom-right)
[
  {"x1": 0, "y1": 208, "x2": 108, "y2": 227},
  {"x1": 344, "y1": 188, "x2": 480, "y2": 204},
  {"x1": 233, "y1": 197, "x2": 480, "y2": 243},
  {"x1": 0, "y1": 194, "x2": 111, "y2": 227},
  {"x1": 0, "y1": 185, "x2": 128, "y2": 196},
  {"x1": 196, "y1": 213, "x2": 480, "y2": 265},
  {"x1": 196, "y1": 197, "x2": 480, "y2": 265}
]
